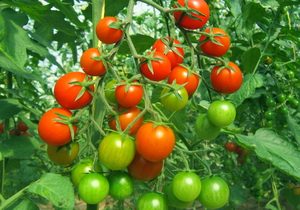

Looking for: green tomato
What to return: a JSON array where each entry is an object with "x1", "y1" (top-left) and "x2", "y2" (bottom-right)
[
  {"x1": 71, "y1": 159, "x2": 94, "y2": 186},
  {"x1": 137, "y1": 192, "x2": 168, "y2": 210},
  {"x1": 280, "y1": 106, "x2": 289, "y2": 114},
  {"x1": 164, "y1": 184, "x2": 194, "y2": 209},
  {"x1": 266, "y1": 97, "x2": 276, "y2": 107},
  {"x1": 198, "y1": 176, "x2": 230, "y2": 209},
  {"x1": 195, "y1": 113, "x2": 221, "y2": 140},
  {"x1": 109, "y1": 172, "x2": 133, "y2": 200},
  {"x1": 264, "y1": 110, "x2": 275, "y2": 120},
  {"x1": 104, "y1": 79, "x2": 117, "y2": 104},
  {"x1": 172, "y1": 171, "x2": 202, "y2": 202},
  {"x1": 78, "y1": 173, "x2": 109, "y2": 204},
  {"x1": 277, "y1": 94, "x2": 286, "y2": 103},
  {"x1": 207, "y1": 100, "x2": 236, "y2": 128},
  {"x1": 287, "y1": 71, "x2": 295, "y2": 79},
  {"x1": 98, "y1": 132, "x2": 135, "y2": 170},
  {"x1": 160, "y1": 85, "x2": 189, "y2": 112}
]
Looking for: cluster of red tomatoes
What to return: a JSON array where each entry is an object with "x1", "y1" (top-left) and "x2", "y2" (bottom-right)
[
  {"x1": 0, "y1": 121, "x2": 30, "y2": 137},
  {"x1": 36, "y1": 0, "x2": 244, "y2": 209}
]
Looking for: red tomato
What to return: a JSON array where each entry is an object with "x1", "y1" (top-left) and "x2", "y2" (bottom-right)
[
  {"x1": 168, "y1": 66, "x2": 200, "y2": 97},
  {"x1": 199, "y1": 28, "x2": 231, "y2": 57},
  {"x1": 136, "y1": 122, "x2": 175, "y2": 162},
  {"x1": 109, "y1": 107, "x2": 144, "y2": 135},
  {"x1": 152, "y1": 37, "x2": 184, "y2": 68},
  {"x1": 96, "y1": 16, "x2": 123, "y2": 44},
  {"x1": 54, "y1": 72, "x2": 94, "y2": 110},
  {"x1": 128, "y1": 152, "x2": 163, "y2": 181},
  {"x1": 17, "y1": 121, "x2": 28, "y2": 132},
  {"x1": 9, "y1": 129, "x2": 21, "y2": 136},
  {"x1": 224, "y1": 142, "x2": 237, "y2": 152},
  {"x1": 80, "y1": 48, "x2": 106, "y2": 76},
  {"x1": 210, "y1": 62, "x2": 243, "y2": 94},
  {"x1": 140, "y1": 51, "x2": 171, "y2": 81},
  {"x1": 0, "y1": 122, "x2": 5, "y2": 134},
  {"x1": 115, "y1": 83, "x2": 143, "y2": 108},
  {"x1": 38, "y1": 108, "x2": 77, "y2": 146},
  {"x1": 173, "y1": 0, "x2": 210, "y2": 30}
]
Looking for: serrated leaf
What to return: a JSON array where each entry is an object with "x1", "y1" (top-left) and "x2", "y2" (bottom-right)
[
  {"x1": 0, "y1": 99, "x2": 23, "y2": 120},
  {"x1": 235, "y1": 129, "x2": 300, "y2": 180},
  {"x1": 287, "y1": 115, "x2": 300, "y2": 145},
  {"x1": 228, "y1": 73, "x2": 264, "y2": 106},
  {"x1": 119, "y1": 34, "x2": 156, "y2": 55},
  {"x1": 241, "y1": 47, "x2": 261, "y2": 73},
  {"x1": 27, "y1": 173, "x2": 75, "y2": 209}
]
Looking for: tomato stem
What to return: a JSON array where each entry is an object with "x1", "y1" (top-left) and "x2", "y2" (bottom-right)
[{"x1": 92, "y1": 0, "x2": 105, "y2": 47}]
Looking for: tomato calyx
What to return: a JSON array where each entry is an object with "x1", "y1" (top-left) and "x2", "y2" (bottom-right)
[
  {"x1": 68, "y1": 79, "x2": 95, "y2": 101},
  {"x1": 199, "y1": 29, "x2": 227, "y2": 47},
  {"x1": 54, "y1": 112, "x2": 77, "y2": 141},
  {"x1": 140, "y1": 50, "x2": 166, "y2": 75},
  {"x1": 173, "y1": 2, "x2": 207, "y2": 20},
  {"x1": 160, "y1": 37, "x2": 185, "y2": 59}
]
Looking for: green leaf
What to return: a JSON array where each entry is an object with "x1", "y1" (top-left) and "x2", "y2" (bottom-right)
[
  {"x1": 105, "y1": 0, "x2": 129, "y2": 16},
  {"x1": 242, "y1": 2, "x2": 267, "y2": 29},
  {"x1": 119, "y1": 34, "x2": 156, "y2": 55},
  {"x1": 241, "y1": 47, "x2": 261, "y2": 73},
  {"x1": 287, "y1": 115, "x2": 300, "y2": 145},
  {"x1": 0, "y1": 136, "x2": 40, "y2": 160},
  {"x1": 226, "y1": 0, "x2": 242, "y2": 18},
  {"x1": 228, "y1": 73, "x2": 264, "y2": 106},
  {"x1": 259, "y1": 0, "x2": 280, "y2": 8},
  {"x1": 236, "y1": 129, "x2": 300, "y2": 180},
  {"x1": 27, "y1": 173, "x2": 75, "y2": 209},
  {"x1": 0, "y1": 99, "x2": 23, "y2": 120}
]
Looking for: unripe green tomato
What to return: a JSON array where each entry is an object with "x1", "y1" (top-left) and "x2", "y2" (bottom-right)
[
  {"x1": 207, "y1": 100, "x2": 236, "y2": 128},
  {"x1": 195, "y1": 113, "x2": 220, "y2": 140},
  {"x1": 266, "y1": 97, "x2": 276, "y2": 107},
  {"x1": 78, "y1": 173, "x2": 109, "y2": 204},
  {"x1": 160, "y1": 85, "x2": 189, "y2": 112},
  {"x1": 264, "y1": 110, "x2": 275, "y2": 120},
  {"x1": 164, "y1": 184, "x2": 194, "y2": 209},
  {"x1": 109, "y1": 172, "x2": 133, "y2": 200},
  {"x1": 277, "y1": 94, "x2": 286, "y2": 103},
  {"x1": 287, "y1": 71, "x2": 295, "y2": 79},
  {"x1": 104, "y1": 79, "x2": 117, "y2": 104},
  {"x1": 280, "y1": 106, "x2": 289, "y2": 114},
  {"x1": 137, "y1": 192, "x2": 168, "y2": 210},
  {"x1": 71, "y1": 159, "x2": 94, "y2": 186},
  {"x1": 265, "y1": 120, "x2": 273, "y2": 128}
]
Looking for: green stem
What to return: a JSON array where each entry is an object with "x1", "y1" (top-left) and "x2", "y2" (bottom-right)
[
  {"x1": 1, "y1": 158, "x2": 5, "y2": 198},
  {"x1": 87, "y1": 204, "x2": 99, "y2": 210},
  {"x1": 138, "y1": 0, "x2": 166, "y2": 12},
  {"x1": 92, "y1": 0, "x2": 105, "y2": 47},
  {"x1": 0, "y1": 186, "x2": 28, "y2": 210}
]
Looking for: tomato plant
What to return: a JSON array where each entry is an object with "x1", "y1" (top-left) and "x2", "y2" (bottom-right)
[
  {"x1": 198, "y1": 176, "x2": 230, "y2": 209},
  {"x1": 128, "y1": 152, "x2": 163, "y2": 181},
  {"x1": 140, "y1": 51, "x2": 171, "y2": 81},
  {"x1": 160, "y1": 85, "x2": 189, "y2": 112},
  {"x1": 152, "y1": 37, "x2": 184, "y2": 68},
  {"x1": 54, "y1": 72, "x2": 94, "y2": 110},
  {"x1": 80, "y1": 48, "x2": 106, "y2": 76},
  {"x1": 210, "y1": 62, "x2": 243, "y2": 94},
  {"x1": 98, "y1": 132, "x2": 135, "y2": 170},
  {"x1": 137, "y1": 192, "x2": 168, "y2": 210},
  {"x1": 115, "y1": 83, "x2": 143, "y2": 108},
  {"x1": 108, "y1": 172, "x2": 133, "y2": 200},
  {"x1": 207, "y1": 100, "x2": 236, "y2": 128},
  {"x1": 96, "y1": 16, "x2": 123, "y2": 44},
  {"x1": 199, "y1": 27, "x2": 231, "y2": 57},
  {"x1": 38, "y1": 108, "x2": 77, "y2": 146},
  {"x1": 71, "y1": 160, "x2": 94, "y2": 186},
  {"x1": 173, "y1": 0, "x2": 210, "y2": 30},
  {"x1": 167, "y1": 66, "x2": 200, "y2": 97},
  {"x1": 109, "y1": 107, "x2": 144, "y2": 135},
  {"x1": 47, "y1": 142, "x2": 79, "y2": 166},
  {"x1": 136, "y1": 122, "x2": 175, "y2": 162},
  {"x1": 78, "y1": 173, "x2": 109, "y2": 204},
  {"x1": 171, "y1": 171, "x2": 201, "y2": 202}
]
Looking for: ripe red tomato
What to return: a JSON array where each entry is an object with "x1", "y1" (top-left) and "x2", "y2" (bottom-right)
[
  {"x1": 38, "y1": 108, "x2": 77, "y2": 146},
  {"x1": 0, "y1": 122, "x2": 4, "y2": 134},
  {"x1": 198, "y1": 176, "x2": 230, "y2": 209},
  {"x1": 224, "y1": 142, "x2": 237, "y2": 152},
  {"x1": 96, "y1": 16, "x2": 123, "y2": 44},
  {"x1": 173, "y1": 0, "x2": 210, "y2": 30},
  {"x1": 47, "y1": 142, "x2": 79, "y2": 166},
  {"x1": 128, "y1": 152, "x2": 163, "y2": 181},
  {"x1": 80, "y1": 48, "x2": 106, "y2": 76},
  {"x1": 17, "y1": 121, "x2": 28, "y2": 132},
  {"x1": 152, "y1": 37, "x2": 184, "y2": 68},
  {"x1": 136, "y1": 122, "x2": 175, "y2": 162},
  {"x1": 115, "y1": 83, "x2": 143, "y2": 108},
  {"x1": 98, "y1": 133, "x2": 135, "y2": 170},
  {"x1": 78, "y1": 173, "x2": 109, "y2": 204},
  {"x1": 109, "y1": 107, "x2": 144, "y2": 135},
  {"x1": 54, "y1": 72, "x2": 94, "y2": 110},
  {"x1": 199, "y1": 28, "x2": 231, "y2": 57},
  {"x1": 140, "y1": 51, "x2": 171, "y2": 81},
  {"x1": 210, "y1": 62, "x2": 243, "y2": 94},
  {"x1": 168, "y1": 66, "x2": 200, "y2": 96}
]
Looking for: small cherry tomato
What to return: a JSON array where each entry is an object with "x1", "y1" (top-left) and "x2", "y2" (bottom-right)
[
  {"x1": 80, "y1": 48, "x2": 106, "y2": 76},
  {"x1": 224, "y1": 142, "x2": 237, "y2": 152},
  {"x1": 109, "y1": 172, "x2": 134, "y2": 200},
  {"x1": 160, "y1": 85, "x2": 189, "y2": 112},
  {"x1": 96, "y1": 16, "x2": 123, "y2": 44},
  {"x1": 115, "y1": 83, "x2": 143, "y2": 108},
  {"x1": 17, "y1": 121, "x2": 28, "y2": 132}
]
